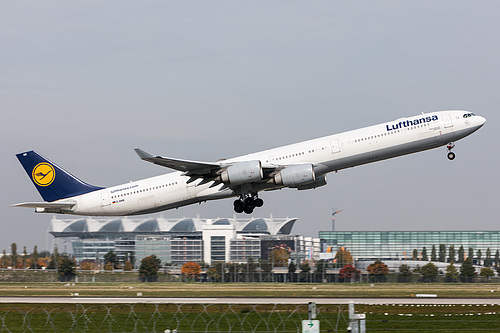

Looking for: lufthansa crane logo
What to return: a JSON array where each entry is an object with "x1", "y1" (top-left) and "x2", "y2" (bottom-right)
[{"x1": 32, "y1": 162, "x2": 55, "y2": 186}]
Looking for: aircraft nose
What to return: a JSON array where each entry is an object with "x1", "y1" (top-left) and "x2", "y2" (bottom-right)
[{"x1": 477, "y1": 115, "x2": 486, "y2": 126}]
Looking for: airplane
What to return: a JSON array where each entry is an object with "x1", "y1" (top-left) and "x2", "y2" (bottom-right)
[{"x1": 12, "y1": 110, "x2": 485, "y2": 216}]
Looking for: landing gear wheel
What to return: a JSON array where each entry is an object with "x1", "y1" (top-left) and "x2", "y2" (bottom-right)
[
  {"x1": 233, "y1": 199, "x2": 244, "y2": 213},
  {"x1": 234, "y1": 194, "x2": 263, "y2": 214},
  {"x1": 446, "y1": 142, "x2": 456, "y2": 161},
  {"x1": 243, "y1": 206, "x2": 254, "y2": 214},
  {"x1": 244, "y1": 197, "x2": 255, "y2": 209}
]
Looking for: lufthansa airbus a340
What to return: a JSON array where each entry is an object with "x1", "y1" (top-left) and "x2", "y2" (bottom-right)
[{"x1": 12, "y1": 110, "x2": 485, "y2": 216}]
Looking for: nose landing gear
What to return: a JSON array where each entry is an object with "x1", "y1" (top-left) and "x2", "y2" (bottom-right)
[
  {"x1": 233, "y1": 195, "x2": 264, "y2": 214},
  {"x1": 447, "y1": 143, "x2": 456, "y2": 160}
]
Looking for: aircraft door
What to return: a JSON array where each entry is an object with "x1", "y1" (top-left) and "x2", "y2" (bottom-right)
[
  {"x1": 442, "y1": 114, "x2": 453, "y2": 128},
  {"x1": 330, "y1": 139, "x2": 341, "y2": 154},
  {"x1": 101, "y1": 191, "x2": 111, "y2": 206}
]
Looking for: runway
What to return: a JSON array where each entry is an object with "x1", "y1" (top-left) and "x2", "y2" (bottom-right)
[{"x1": 1, "y1": 297, "x2": 499, "y2": 305}]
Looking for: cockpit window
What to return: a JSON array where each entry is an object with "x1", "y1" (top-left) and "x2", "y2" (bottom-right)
[{"x1": 463, "y1": 113, "x2": 476, "y2": 118}]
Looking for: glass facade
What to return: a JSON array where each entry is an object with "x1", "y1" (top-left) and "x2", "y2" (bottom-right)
[
  {"x1": 230, "y1": 239, "x2": 261, "y2": 262},
  {"x1": 171, "y1": 239, "x2": 203, "y2": 264},
  {"x1": 211, "y1": 236, "x2": 226, "y2": 261},
  {"x1": 114, "y1": 239, "x2": 135, "y2": 263},
  {"x1": 72, "y1": 239, "x2": 115, "y2": 262},
  {"x1": 320, "y1": 231, "x2": 500, "y2": 260},
  {"x1": 135, "y1": 235, "x2": 172, "y2": 264}
]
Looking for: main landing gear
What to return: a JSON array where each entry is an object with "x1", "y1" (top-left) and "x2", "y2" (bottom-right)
[
  {"x1": 447, "y1": 142, "x2": 456, "y2": 160},
  {"x1": 233, "y1": 195, "x2": 264, "y2": 214}
]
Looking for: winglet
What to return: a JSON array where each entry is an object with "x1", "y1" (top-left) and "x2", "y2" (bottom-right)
[{"x1": 134, "y1": 148, "x2": 155, "y2": 160}]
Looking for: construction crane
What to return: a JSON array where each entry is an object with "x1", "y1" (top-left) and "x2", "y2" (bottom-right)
[{"x1": 332, "y1": 208, "x2": 343, "y2": 231}]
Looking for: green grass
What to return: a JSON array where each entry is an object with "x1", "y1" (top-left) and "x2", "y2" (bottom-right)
[
  {"x1": 0, "y1": 303, "x2": 500, "y2": 332},
  {"x1": 1, "y1": 282, "x2": 500, "y2": 298}
]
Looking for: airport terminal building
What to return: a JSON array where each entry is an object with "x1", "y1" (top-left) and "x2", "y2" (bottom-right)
[
  {"x1": 49, "y1": 216, "x2": 500, "y2": 267},
  {"x1": 49, "y1": 216, "x2": 321, "y2": 265},
  {"x1": 320, "y1": 230, "x2": 500, "y2": 263}
]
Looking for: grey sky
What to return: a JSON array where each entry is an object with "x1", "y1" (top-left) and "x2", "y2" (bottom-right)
[{"x1": 1, "y1": 1, "x2": 497, "y2": 252}]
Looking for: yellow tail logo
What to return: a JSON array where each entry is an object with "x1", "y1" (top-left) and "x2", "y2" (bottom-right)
[{"x1": 32, "y1": 162, "x2": 55, "y2": 186}]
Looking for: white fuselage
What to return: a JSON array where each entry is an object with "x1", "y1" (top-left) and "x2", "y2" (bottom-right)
[{"x1": 60, "y1": 110, "x2": 485, "y2": 216}]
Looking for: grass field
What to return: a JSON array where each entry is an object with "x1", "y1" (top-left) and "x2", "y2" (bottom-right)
[
  {"x1": 0, "y1": 283, "x2": 500, "y2": 332},
  {"x1": 0, "y1": 302, "x2": 500, "y2": 332},
  {"x1": 0, "y1": 282, "x2": 500, "y2": 298}
]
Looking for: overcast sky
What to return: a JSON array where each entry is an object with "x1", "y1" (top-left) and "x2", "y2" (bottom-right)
[{"x1": 1, "y1": 1, "x2": 497, "y2": 252}]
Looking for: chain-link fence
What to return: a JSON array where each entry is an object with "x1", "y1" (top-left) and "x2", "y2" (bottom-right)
[
  {"x1": 1, "y1": 303, "x2": 500, "y2": 332},
  {"x1": 0, "y1": 303, "x2": 349, "y2": 333}
]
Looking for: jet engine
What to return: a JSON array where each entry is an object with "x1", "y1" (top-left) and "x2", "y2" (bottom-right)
[
  {"x1": 297, "y1": 175, "x2": 327, "y2": 190},
  {"x1": 274, "y1": 164, "x2": 316, "y2": 187},
  {"x1": 221, "y1": 160, "x2": 263, "y2": 185}
]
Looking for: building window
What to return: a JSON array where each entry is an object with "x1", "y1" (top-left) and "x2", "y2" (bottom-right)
[{"x1": 211, "y1": 236, "x2": 226, "y2": 261}]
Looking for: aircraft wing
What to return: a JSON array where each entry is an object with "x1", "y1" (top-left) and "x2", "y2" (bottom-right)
[{"x1": 134, "y1": 148, "x2": 223, "y2": 176}]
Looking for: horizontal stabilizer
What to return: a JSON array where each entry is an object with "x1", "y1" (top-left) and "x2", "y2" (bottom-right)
[{"x1": 11, "y1": 201, "x2": 76, "y2": 209}]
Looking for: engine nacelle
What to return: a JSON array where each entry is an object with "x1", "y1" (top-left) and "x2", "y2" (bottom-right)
[
  {"x1": 221, "y1": 160, "x2": 263, "y2": 185},
  {"x1": 297, "y1": 175, "x2": 327, "y2": 190},
  {"x1": 274, "y1": 164, "x2": 316, "y2": 187}
]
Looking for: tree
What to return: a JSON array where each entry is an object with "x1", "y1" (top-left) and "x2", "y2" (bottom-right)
[
  {"x1": 438, "y1": 244, "x2": 446, "y2": 262},
  {"x1": 80, "y1": 260, "x2": 94, "y2": 270},
  {"x1": 103, "y1": 250, "x2": 119, "y2": 269},
  {"x1": 138, "y1": 255, "x2": 161, "y2": 282},
  {"x1": 245, "y1": 257, "x2": 258, "y2": 282},
  {"x1": 181, "y1": 262, "x2": 201, "y2": 281},
  {"x1": 227, "y1": 262, "x2": 240, "y2": 282},
  {"x1": 287, "y1": 261, "x2": 297, "y2": 282},
  {"x1": 495, "y1": 250, "x2": 500, "y2": 268},
  {"x1": 104, "y1": 262, "x2": 114, "y2": 271},
  {"x1": 431, "y1": 245, "x2": 437, "y2": 262},
  {"x1": 476, "y1": 249, "x2": 482, "y2": 265},
  {"x1": 58, "y1": 256, "x2": 76, "y2": 282},
  {"x1": 47, "y1": 246, "x2": 60, "y2": 270},
  {"x1": 398, "y1": 264, "x2": 412, "y2": 283},
  {"x1": 339, "y1": 264, "x2": 360, "y2": 282},
  {"x1": 457, "y1": 245, "x2": 465, "y2": 263},
  {"x1": 484, "y1": 248, "x2": 492, "y2": 267},
  {"x1": 208, "y1": 261, "x2": 226, "y2": 282},
  {"x1": 334, "y1": 247, "x2": 353, "y2": 266},
  {"x1": 260, "y1": 259, "x2": 272, "y2": 275},
  {"x1": 1, "y1": 250, "x2": 7, "y2": 268},
  {"x1": 460, "y1": 258, "x2": 476, "y2": 282},
  {"x1": 315, "y1": 260, "x2": 327, "y2": 274},
  {"x1": 270, "y1": 248, "x2": 290, "y2": 267},
  {"x1": 479, "y1": 267, "x2": 495, "y2": 281},
  {"x1": 420, "y1": 262, "x2": 438, "y2": 282},
  {"x1": 298, "y1": 262, "x2": 311, "y2": 282},
  {"x1": 468, "y1": 247, "x2": 474, "y2": 262},
  {"x1": 246, "y1": 257, "x2": 257, "y2": 272},
  {"x1": 367, "y1": 260, "x2": 389, "y2": 282},
  {"x1": 314, "y1": 260, "x2": 327, "y2": 282},
  {"x1": 448, "y1": 245, "x2": 455, "y2": 263},
  {"x1": 412, "y1": 249, "x2": 418, "y2": 260},
  {"x1": 10, "y1": 243, "x2": 18, "y2": 268},
  {"x1": 22, "y1": 246, "x2": 28, "y2": 269},
  {"x1": 30, "y1": 245, "x2": 39, "y2": 269},
  {"x1": 123, "y1": 260, "x2": 133, "y2": 271},
  {"x1": 421, "y1": 247, "x2": 428, "y2": 261},
  {"x1": 445, "y1": 262, "x2": 459, "y2": 282}
]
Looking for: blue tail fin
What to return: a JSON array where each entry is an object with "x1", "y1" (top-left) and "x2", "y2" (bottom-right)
[{"x1": 16, "y1": 150, "x2": 103, "y2": 202}]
